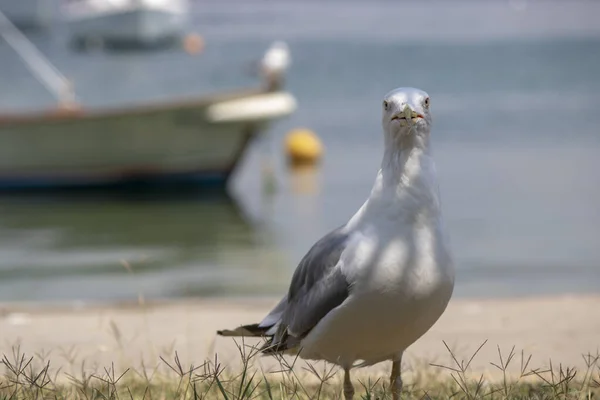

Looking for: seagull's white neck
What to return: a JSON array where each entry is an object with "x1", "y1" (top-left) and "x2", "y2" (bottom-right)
[
  {"x1": 380, "y1": 130, "x2": 431, "y2": 186},
  {"x1": 349, "y1": 128, "x2": 441, "y2": 227}
]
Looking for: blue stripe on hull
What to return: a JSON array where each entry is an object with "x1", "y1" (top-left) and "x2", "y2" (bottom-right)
[{"x1": 0, "y1": 171, "x2": 229, "y2": 192}]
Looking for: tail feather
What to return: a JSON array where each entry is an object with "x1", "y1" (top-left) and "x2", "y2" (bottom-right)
[
  {"x1": 216, "y1": 323, "x2": 269, "y2": 337},
  {"x1": 217, "y1": 323, "x2": 299, "y2": 356}
]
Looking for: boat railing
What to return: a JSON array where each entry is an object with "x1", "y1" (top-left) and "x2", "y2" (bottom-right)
[{"x1": 0, "y1": 7, "x2": 79, "y2": 109}]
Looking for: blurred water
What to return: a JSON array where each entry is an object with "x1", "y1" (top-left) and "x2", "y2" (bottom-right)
[{"x1": 0, "y1": 0, "x2": 599, "y2": 303}]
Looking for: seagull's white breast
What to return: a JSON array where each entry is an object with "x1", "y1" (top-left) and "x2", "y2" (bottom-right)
[{"x1": 299, "y1": 151, "x2": 454, "y2": 366}]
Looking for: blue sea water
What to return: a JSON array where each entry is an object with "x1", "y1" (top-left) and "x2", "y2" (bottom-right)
[{"x1": 0, "y1": 0, "x2": 599, "y2": 303}]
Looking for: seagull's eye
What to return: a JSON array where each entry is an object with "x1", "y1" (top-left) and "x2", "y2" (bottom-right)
[
  {"x1": 424, "y1": 97, "x2": 430, "y2": 108},
  {"x1": 383, "y1": 100, "x2": 389, "y2": 110}
]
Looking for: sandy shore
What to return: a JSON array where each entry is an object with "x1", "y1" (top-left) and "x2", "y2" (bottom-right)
[{"x1": 1, "y1": 295, "x2": 599, "y2": 382}]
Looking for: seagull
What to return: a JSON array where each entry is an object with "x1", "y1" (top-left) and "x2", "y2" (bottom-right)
[
  {"x1": 260, "y1": 40, "x2": 291, "y2": 91},
  {"x1": 218, "y1": 87, "x2": 455, "y2": 400}
]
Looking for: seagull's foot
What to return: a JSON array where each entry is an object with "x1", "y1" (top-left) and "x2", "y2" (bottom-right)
[
  {"x1": 390, "y1": 358, "x2": 403, "y2": 400},
  {"x1": 343, "y1": 368, "x2": 355, "y2": 400}
]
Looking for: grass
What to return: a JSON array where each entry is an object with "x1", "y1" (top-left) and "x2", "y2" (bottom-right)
[{"x1": 1, "y1": 338, "x2": 599, "y2": 400}]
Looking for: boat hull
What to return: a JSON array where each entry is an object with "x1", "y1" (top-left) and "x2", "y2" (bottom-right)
[{"x1": 0, "y1": 91, "x2": 296, "y2": 191}]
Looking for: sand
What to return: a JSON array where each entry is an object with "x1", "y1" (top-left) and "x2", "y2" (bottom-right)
[{"x1": 1, "y1": 295, "x2": 599, "y2": 382}]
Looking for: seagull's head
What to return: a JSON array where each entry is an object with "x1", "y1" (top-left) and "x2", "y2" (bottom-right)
[
  {"x1": 381, "y1": 87, "x2": 432, "y2": 148},
  {"x1": 262, "y1": 40, "x2": 291, "y2": 72}
]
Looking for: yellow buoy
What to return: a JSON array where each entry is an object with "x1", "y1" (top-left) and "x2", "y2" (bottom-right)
[
  {"x1": 285, "y1": 128, "x2": 323, "y2": 167},
  {"x1": 183, "y1": 33, "x2": 204, "y2": 55}
]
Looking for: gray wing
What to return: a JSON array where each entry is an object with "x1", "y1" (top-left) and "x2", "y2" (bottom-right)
[{"x1": 265, "y1": 225, "x2": 351, "y2": 351}]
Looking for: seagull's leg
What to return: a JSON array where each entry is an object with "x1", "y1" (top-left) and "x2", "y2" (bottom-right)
[
  {"x1": 343, "y1": 367, "x2": 355, "y2": 400},
  {"x1": 390, "y1": 353, "x2": 403, "y2": 400}
]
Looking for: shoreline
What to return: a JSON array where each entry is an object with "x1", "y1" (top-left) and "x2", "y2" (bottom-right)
[
  {"x1": 2, "y1": 291, "x2": 598, "y2": 313},
  {"x1": 2, "y1": 294, "x2": 599, "y2": 382}
]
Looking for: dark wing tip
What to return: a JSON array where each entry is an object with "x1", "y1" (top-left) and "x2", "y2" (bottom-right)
[{"x1": 216, "y1": 323, "x2": 271, "y2": 337}]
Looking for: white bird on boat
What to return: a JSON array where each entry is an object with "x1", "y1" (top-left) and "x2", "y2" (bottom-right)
[{"x1": 260, "y1": 40, "x2": 291, "y2": 91}]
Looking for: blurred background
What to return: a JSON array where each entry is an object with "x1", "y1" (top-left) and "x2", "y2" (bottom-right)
[{"x1": 0, "y1": 0, "x2": 599, "y2": 304}]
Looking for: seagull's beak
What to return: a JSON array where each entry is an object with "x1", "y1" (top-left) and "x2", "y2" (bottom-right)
[{"x1": 391, "y1": 104, "x2": 424, "y2": 124}]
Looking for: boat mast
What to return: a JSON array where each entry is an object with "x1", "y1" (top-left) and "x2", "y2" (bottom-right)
[{"x1": 0, "y1": 8, "x2": 78, "y2": 108}]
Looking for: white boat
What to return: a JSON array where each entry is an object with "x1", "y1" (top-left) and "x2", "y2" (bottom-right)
[
  {"x1": 0, "y1": 0, "x2": 52, "y2": 29},
  {"x1": 0, "y1": 89, "x2": 296, "y2": 190},
  {"x1": 64, "y1": 0, "x2": 188, "y2": 47}
]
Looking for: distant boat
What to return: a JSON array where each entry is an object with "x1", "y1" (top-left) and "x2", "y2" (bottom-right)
[
  {"x1": 0, "y1": 0, "x2": 52, "y2": 29},
  {"x1": 0, "y1": 89, "x2": 296, "y2": 190},
  {"x1": 63, "y1": 0, "x2": 188, "y2": 48}
]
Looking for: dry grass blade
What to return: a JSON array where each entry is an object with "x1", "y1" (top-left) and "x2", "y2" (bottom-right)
[
  {"x1": 302, "y1": 361, "x2": 338, "y2": 398},
  {"x1": 262, "y1": 373, "x2": 274, "y2": 400},
  {"x1": 577, "y1": 351, "x2": 600, "y2": 399},
  {"x1": 231, "y1": 337, "x2": 262, "y2": 400},
  {"x1": 214, "y1": 372, "x2": 231, "y2": 400},
  {"x1": 358, "y1": 377, "x2": 382, "y2": 400},
  {"x1": 430, "y1": 339, "x2": 489, "y2": 400}
]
